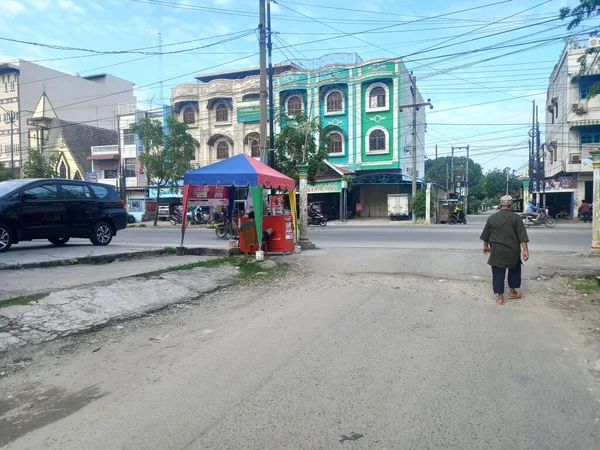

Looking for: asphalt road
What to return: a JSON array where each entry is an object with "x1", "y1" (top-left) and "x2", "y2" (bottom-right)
[
  {"x1": 0, "y1": 214, "x2": 591, "y2": 267},
  {"x1": 114, "y1": 215, "x2": 591, "y2": 252}
]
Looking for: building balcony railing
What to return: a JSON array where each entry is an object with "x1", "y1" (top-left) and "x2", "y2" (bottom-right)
[{"x1": 0, "y1": 144, "x2": 20, "y2": 156}]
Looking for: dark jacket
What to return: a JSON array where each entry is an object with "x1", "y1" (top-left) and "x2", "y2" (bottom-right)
[{"x1": 480, "y1": 210, "x2": 529, "y2": 268}]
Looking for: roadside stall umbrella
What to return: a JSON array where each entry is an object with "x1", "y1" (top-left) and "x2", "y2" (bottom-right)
[{"x1": 183, "y1": 154, "x2": 297, "y2": 251}]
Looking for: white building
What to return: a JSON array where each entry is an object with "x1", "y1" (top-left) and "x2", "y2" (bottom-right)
[
  {"x1": 0, "y1": 60, "x2": 135, "y2": 176},
  {"x1": 545, "y1": 38, "x2": 597, "y2": 218}
]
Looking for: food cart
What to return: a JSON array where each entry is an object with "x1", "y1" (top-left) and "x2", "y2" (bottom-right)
[{"x1": 182, "y1": 154, "x2": 297, "y2": 255}]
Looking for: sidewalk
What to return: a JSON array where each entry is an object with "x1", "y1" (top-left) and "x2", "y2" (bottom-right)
[
  {"x1": 0, "y1": 255, "x2": 206, "y2": 301},
  {"x1": 0, "y1": 258, "x2": 249, "y2": 352}
]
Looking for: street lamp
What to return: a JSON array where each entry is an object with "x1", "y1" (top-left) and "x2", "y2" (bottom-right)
[{"x1": 0, "y1": 105, "x2": 17, "y2": 179}]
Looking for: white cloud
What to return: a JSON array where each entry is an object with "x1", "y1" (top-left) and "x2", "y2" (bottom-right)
[
  {"x1": 58, "y1": 0, "x2": 85, "y2": 15},
  {"x1": 89, "y1": 2, "x2": 105, "y2": 13},
  {"x1": 24, "y1": 0, "x2": 50, "y2": 11},
  {"x1": 162, "y1": 16, "x2": 178, "y2": 25},
  {"x1": 6, "y1": 0, "x2": 26, "y2": 16}
]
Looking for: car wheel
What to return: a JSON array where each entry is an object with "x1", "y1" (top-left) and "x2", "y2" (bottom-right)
[
  {"x1": 48, "y1": 237, "x2": 70, "y2": 246},
  {"x1": 90, "y1": 221, "x2": 114, "y2": 246},
  {"x1": 0, "y1": 223, "x2": 14, "y2": 253}
]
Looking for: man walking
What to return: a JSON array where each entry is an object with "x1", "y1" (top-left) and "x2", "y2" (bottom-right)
[{"x1": 480, "y1": 195, "x2": 530, "y2": 305}]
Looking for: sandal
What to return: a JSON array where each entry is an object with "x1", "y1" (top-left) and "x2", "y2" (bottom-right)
[
  {"x1": 508, "y1": 292, "x2": 522, "y2": 299},
  {"x1": 496, "y1": 297, "x2": 505, "y2": 305}
]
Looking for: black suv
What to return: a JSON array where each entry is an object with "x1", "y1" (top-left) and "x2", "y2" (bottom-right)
[{"x1": 0, "y1": 179, "x2": 128, "y2": 253}]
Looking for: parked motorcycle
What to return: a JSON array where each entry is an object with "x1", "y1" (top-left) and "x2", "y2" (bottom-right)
[
  {"x1": 578, "y1": 211, "x2": 592, "y2": 223},
  {"x1": 520, "y1": 208, "x2": 556, "y2": 228},
  {"x1": 169, "y1": 208, "x2": 183, "y2": 226},
  {"x1": 448, "y1": 209, "x2": 467, "y2": 225}
]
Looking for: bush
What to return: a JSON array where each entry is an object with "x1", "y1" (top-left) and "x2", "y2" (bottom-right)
[{"x1": 411, "y1": 189, "x2": 437, "y2": 219}]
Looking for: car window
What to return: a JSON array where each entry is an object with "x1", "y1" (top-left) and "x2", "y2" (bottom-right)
[
  {"x1": 62, "y1": 183, "x2": 93, "y2": 199},
  {"x1": 23, "y1": 184, "x2": 58, "y2": 201},
  {"x1": 89, "y1": 184, "x2": 120, "y2": 200}
]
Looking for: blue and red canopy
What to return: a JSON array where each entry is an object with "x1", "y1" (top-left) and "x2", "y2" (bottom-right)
[{"x1": 183, "y1": 154, "x2": 295, "y2": 191}]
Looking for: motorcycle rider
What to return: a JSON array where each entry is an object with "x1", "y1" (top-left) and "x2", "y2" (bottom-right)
[
  {"x1": 579, "y1": 200, "x2": 591, "y2": 222},
  {"x1": 526, "y1": 199, "x2": 540, "y2": 223}
]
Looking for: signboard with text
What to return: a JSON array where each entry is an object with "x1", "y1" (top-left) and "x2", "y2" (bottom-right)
[
  {"x1": 85, "y1": 172, "x2": 98, "y2": 182},
  {"x1": 306, "y1": 180, "x2": 342, "y2": 194},
  {"x1": 188, "y1": 185, "x2": 229, "y2": 207}
]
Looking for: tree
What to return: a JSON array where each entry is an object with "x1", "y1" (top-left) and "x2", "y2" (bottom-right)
[
  {"x1": 0, "y1": 164, "x2": 10, "y2": 181},
  {"x1": 411, "y1": 187, "x2": 437, "y2": 219},
  {"x1": 130, "y1": 115, "x2": 194, "y2": 226},
  {"x1": 22, "y1": 148, "x2": 59, "y2": 178},
  {"x1": 560, "y1": 1, "x2": 600, "y2": 97},
  {"x1": 274, "y1": 112, "x2": 329, "y2": 185},
  {"x1": 483, "y1": 168, "x2": 521, "y2": 199},
  {"x1": 425, "y1": 156, "x2": 484, "y2": 214},
  {"x1": 274, "y1": 112, "x2": 329, "y2": 244},
  {"x1": 424, "y1": 156, "x2": 483, "y2": 188}
]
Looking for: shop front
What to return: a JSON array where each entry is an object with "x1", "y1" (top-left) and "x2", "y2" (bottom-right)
[{"x1": 306, "y1": 163, "x2": 354, "y2": 220}]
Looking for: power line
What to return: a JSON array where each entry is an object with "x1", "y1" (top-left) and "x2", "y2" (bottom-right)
[{"x1": 0, "y1": 29, "x2": 256, "y2": 56}]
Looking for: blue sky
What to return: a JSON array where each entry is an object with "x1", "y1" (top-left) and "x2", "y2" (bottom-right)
[{"x1": 1, "y1": 0, "x2": 596, "y2": 173}]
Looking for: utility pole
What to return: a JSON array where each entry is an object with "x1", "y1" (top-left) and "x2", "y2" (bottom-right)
[
  {"x1": 446, "y1": 162, "x2": 449, "y2": 190},
  {"x1": 399, "y1": 73, "x2": 432, "y2": 222},
  {"x1": 267, "y1": 0, "x2": 275, "y2": 168},
  {"x1": 258, "y1": 0, "x2": 268, "y2": 164},
  {"x1": 434, "y1": 144, "x2": 438, "y2": 224},
  {"x1": 451, "y1": 146, "x2": 455, "y2": 187},
  {"x1": 411, "y1": 75, "x2": 418, "y2": 207},
  {"x1": 434, "y1": 144, "x2": 438, "y2": 192},
  {"x1": 465, "y1": 145, "x2": 469, "y2": 215},
  {"x1": 453, "y1": 145, "x2": 469, "y2": 214},
  {"x1": 535, "y1": 104, "x2": 541, "y2": 205},
  {"x1": 529, "y1": 100, "x2": 535, "y2": 203},
  {"x1": 158, "y1": 33, "x2": 164, "y2": 108},
  {"x1": 0, "y1": 106, "x2": 17, "y2": 179}
]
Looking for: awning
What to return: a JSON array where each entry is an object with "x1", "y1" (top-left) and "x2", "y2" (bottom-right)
[{"x1": 183, "y1": 154, "x2": 295, "y2": 190}]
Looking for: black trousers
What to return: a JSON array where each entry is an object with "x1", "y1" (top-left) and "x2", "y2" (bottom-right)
[{"x1": 491, "y1": 264, "x2": 521, "y2": 294}]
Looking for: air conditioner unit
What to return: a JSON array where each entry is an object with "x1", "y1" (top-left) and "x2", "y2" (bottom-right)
[
  {"x1": 570, "y1": 154, "x2": 582, "y2": 164},
  {"x1": 572, "y1": 103, "x2": 587, "y2": 114}
]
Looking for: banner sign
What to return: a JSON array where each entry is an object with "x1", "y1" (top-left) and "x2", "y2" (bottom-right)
[
  {"x1": 188, "y1": 185, "x2": 229, "y2": 207},
  {"x1": 543, "y1": 176, "x2": 576, "y2": 191},
  {"x1": 270, "y1": 195, "x2": 284, "y2": 216},
  {"x1": 85, "y1": 172, "x2": 98, "y2": 182},
  {"x1": 306, "y1": 180, "x2": 342, "y2": 194}
]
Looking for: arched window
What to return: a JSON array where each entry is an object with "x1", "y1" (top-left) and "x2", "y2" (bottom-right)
[
  {"x1": 369, "y1": 129, "x2": 386, "y2": 152},
  {"x1": 369, "y1": 86, "x2": 386, "y2": 109},
  {"x1": 328, "y1": 132, "x2": 343, "y2": 154},
  {"x1": 59, "y1": 161, "x2": 67, "y2": 178},
  {"x1": 326, "y1": 91, "x2": 343, "y2": 113},
  {"x1": 183, "y1": 108, "x2": 195, "y2": 124},
  {"x1": 250, "y1": 139, "x2": 260, "y2": 158},
  {"x1": 74, "y1": 171, "x2": 82, "y2": 180},
  {"x1": 287, "y1": 95, "x2": 302, "y2": 115},
  {"x1": 216, "y1": 141, "x2": 229, "y2": 159},
  {"x1": 216, "y1": 104, "x2": 228, "y2": 122}
]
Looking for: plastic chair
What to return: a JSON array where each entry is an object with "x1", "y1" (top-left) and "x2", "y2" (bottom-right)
[{"x1": 240, "y1": 227, "x2": 268, "y2": 256}]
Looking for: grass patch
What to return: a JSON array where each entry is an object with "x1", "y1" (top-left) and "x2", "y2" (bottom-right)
[
  {"x1": 143, "y1": 257, "x2": 232, "y2": 278},
  {"x1": 163, "y1": 246, "x2": 177, "y2": 255},
  {"x1": 0, "y1": 293, "x2": 48, "y2": 308},
  {"x1": 142, "y1": 256, "x2": 288, "y2": 280},
  {"x1": 575, "y1": 280, "x2": 600, "y2": 293},
  {"x1": 235, "y1": 258, "x2": 289, "y2": 279}
]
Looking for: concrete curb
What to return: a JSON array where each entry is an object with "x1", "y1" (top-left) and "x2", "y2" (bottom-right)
[{"x1": 0, "y1": 247, "x2": 229, "y2": 271}]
